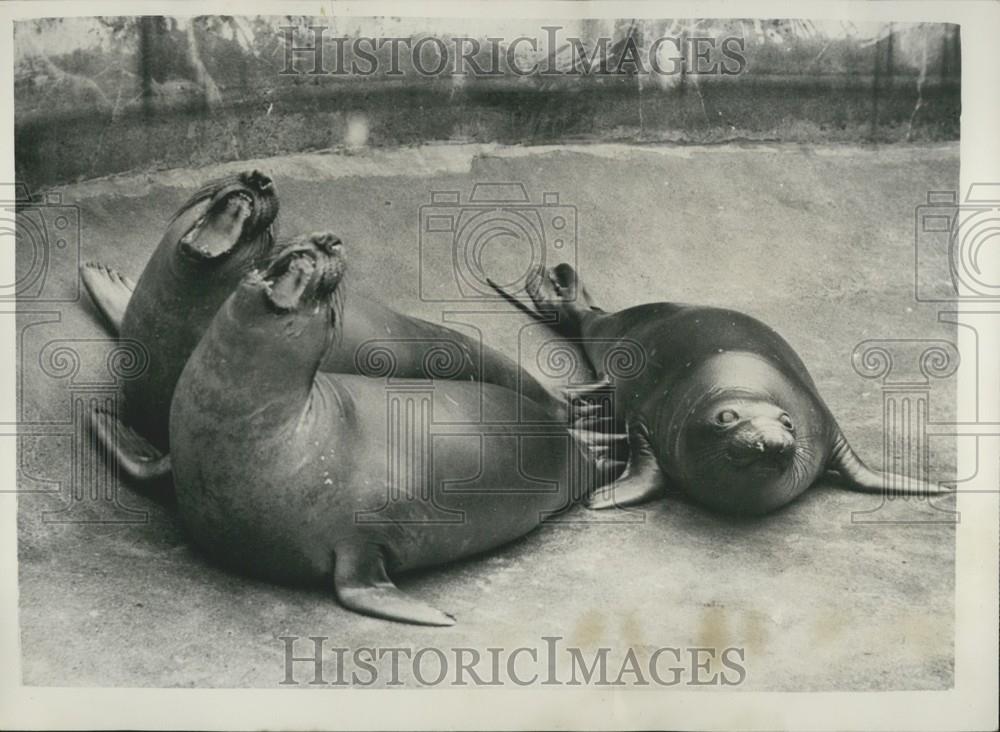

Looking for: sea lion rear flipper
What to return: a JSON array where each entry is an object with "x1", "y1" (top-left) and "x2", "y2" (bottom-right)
[
  {"x1": 487, "y1": 265, "x2": 597, "y2": 337},
  {"x1": 586, "y1": 421, "x2": 667, "y2": 510},
  {"x1": 89, "y1": 405, "x2": 171, "y2": 482},
  {"x1": 548, "y1": 262, "x2": 599, "y2": 310},
  {"x1": 485, "y1": 276, "x2": 549, "y2": 324},
  {"x1": 333, "y1": 542, "x2": 456, "y2": 627},
  {"x1": 828, "y1": 432, "x2": 954, "y2": 496},
  {"x1": 80, "y1": 262, "x2": 136, "y2": 335}
]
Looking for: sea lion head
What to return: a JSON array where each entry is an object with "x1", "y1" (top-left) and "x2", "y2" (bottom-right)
[
  {"x1": 169, "y1": 169, "x2": 279, "y2": 266},
  {"x1": 666, "y1": 353, "x2": 827, "y2": 516},
  {"x1": 707, "y1": 395, "x2": 797, "y2": 466},
  {"x1": 677, "y1": 389, "x2": 815, "y2": 515},
  {"x1": 227, "y1": 231, "x2": 346, "y2": 366},
  {"x1": 260, "y1": 231, "x2": 345, "y2": 314}
]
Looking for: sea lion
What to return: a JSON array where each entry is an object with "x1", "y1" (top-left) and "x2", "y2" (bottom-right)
[
  {"x1": 170, "y1": 233, "x2": 582, "y2": 625},
  {"x1": 82, "y1": 174, "x2": 562, "y2": 482},
  {"x1": 82, "y1": 169, "x2": 281, "y2": 478},
  {"x1": 489, "y1": 264, "x2": 952, "y2": 515}
]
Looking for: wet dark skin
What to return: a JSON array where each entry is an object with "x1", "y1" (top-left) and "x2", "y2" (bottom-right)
[
  {"x1": 170, "y1": 234, "x2": 588, "y2": 626},
  {"x1": 490, "y1": 263, "x2": 952, "y2": 515}
]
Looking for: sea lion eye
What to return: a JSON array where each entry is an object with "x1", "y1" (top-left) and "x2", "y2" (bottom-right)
[
  {"x1": 779, "y1": 413, "x2": 794, "y2": 430},
  {"x1": 717, "y1": 409, "x2": 739, "y2": 424}
]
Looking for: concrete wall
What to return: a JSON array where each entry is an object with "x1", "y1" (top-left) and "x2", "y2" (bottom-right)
[{"x1": 15, "y1": 17, "x2": 960, "y2": 189}]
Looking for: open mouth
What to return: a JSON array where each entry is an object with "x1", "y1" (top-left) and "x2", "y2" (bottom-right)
[
  {"x1": 264, "y1": 249, "x2": 317, "y2": 311},
  {"x1": 180, "y1": 190, "x2": 257, "y2": 260},
  {"x1": 261, "y1": 233, "x2": 345, "y2": 312}
]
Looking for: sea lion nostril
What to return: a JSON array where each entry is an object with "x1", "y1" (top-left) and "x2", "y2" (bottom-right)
[
  {"x1": 310, "y1": 232, "x2": 343, "y2": 253},
  {"x1": 248, "y1": 170, "x2": 273, "y2": 191}
]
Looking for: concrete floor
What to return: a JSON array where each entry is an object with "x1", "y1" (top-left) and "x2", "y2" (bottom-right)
[{"x1": 16, "y1": 142, "x2": 957, "y2": 689}]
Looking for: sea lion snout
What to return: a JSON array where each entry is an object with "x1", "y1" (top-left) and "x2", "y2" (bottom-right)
[
  {"x1": 729, "y1": 416, "x2": 796, "y2": 463},
  {"x1": 239, "y1": 170, "x2": 280, "y2": 226},
  {"x1": 309, "y1": 231, "x2": 343, "y2": 253},
  {"x1": 260, "y1": 233, "x2": 346, "y2": 311},
  {"x1": 245, "y1": 169, "x2": 274, "y2": 191},
  {"x1": 177, "y1": 172, "x2": 280, "y2": 260}
]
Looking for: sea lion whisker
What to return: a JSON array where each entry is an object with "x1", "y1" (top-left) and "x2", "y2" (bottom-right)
[
  {"x1": 691, "y1": 444, "x2": 733, "y2": 466},
  {"x1": 789, "y1": 452, "x2": 810, "y2": 484},
  {"x1": 330, "y1": 282, "x2": 345, "y2": 345}
]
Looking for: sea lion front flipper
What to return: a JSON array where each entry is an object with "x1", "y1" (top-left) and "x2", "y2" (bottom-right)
[
  {"x1": 333, "y1": 542, "x2": 456, "y2": 627},
  {"x1": 828, "y1": 432, "x2": 954, "y2": 496},
  {"x1": 80, "y1": 262, "x2": 136, "y2": 335},
  {"x1": 585, "y1": 421, "x2": 667, "y2": 510},
  {"x1": 89, "y1": 405, "x2": 171, "y2": 482}
]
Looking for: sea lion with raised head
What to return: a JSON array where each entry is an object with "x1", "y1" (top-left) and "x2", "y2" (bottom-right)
[
  {"x1": 170, "y1": 233, "x2": 583, "y2": 625},
  {"x1": 489, "y1": 264, "x2": 951, "y2": 515},
  {"x1": 82, "y1": 169, "x2": 280, "y2": 478},
  {"x1": 82, "y1": 175, "x2": 564, "y2": 482}
]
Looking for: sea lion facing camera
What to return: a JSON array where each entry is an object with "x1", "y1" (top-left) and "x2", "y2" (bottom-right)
[{"x1": 490, "y1": 264, "x2": 952, "y2": 515}]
